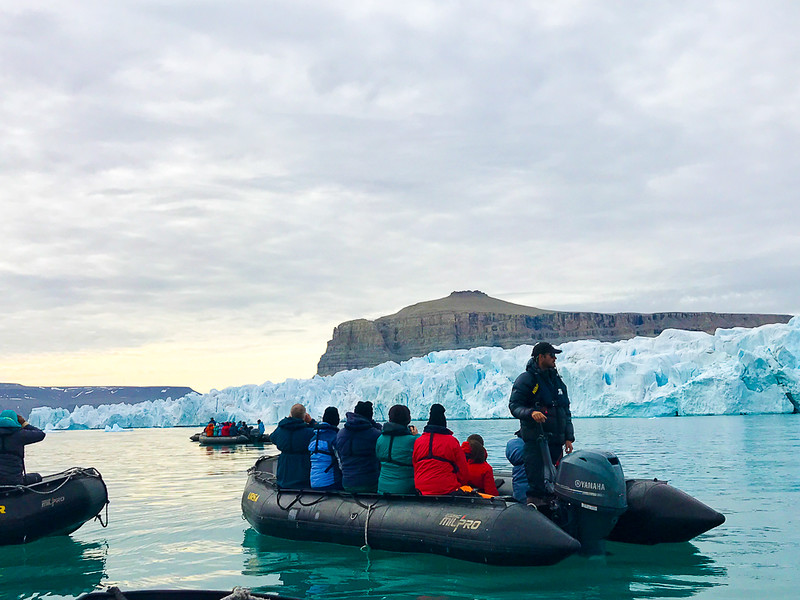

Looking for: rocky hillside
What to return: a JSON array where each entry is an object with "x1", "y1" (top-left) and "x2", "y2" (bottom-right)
[
  {"x1": 0, "y1": 383, "x2": 197, "y2": 418},
  {"x1": 316, "y1": 290, "x2": 793, "y2": 375}
]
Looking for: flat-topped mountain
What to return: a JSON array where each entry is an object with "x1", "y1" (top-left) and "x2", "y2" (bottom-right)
[
  {"x1": 316, "y1": 291, "x2": 793, "y2": 375},
  {"x1": 0, "y1": 383, "x2": 197, "y2": 418}
]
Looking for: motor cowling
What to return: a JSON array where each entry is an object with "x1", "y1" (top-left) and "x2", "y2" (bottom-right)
[{"x1": 553, "y1": 449, "x2": 627, "y2": 555}]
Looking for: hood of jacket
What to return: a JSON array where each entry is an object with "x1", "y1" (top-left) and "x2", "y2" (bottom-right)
[
  {"x1": 344, "y1": 412, "x2": 377, "y2": 432},
  {"x1": 276, "y1": 416, "x2": 311, "y2": 431},
  {"x1": 381, "y1": 422, "x2": 413, "y2": 436},
  {"x1": 525, "y1": 357, "x2": 559, "y2": 379},
  {"x1": 314, "y1": 422, "x2": 339, "y2": 433},
  {"x1": 422, "y1": 424, "x2": 452, "y2": 436}
]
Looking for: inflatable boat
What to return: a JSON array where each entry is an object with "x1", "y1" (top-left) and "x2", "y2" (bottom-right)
[
  {"x1": 242, "y1": 449, "x2": 724, "y2": 566},
  {"x1": 198, "y1": 433, "x2": 270, "y2": 445},
  {"x1": 0, "y1": 466, "x2": 109, "y2": 545}
]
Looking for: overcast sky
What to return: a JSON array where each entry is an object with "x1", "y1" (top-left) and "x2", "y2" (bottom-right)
[{"x1": 1, "y1": 1, "x2": 798, "y2": 392}]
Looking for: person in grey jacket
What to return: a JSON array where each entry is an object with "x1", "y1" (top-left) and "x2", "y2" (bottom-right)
[
  {"x1": 508, "y1": 342, "x2": 574, "y2": 506},
  {"x1": 0, "y1": 410, "x2": 45, "y2": 485}
]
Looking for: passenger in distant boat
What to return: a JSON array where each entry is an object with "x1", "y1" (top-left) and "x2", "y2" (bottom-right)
[
  {"x1": 220, "y1": 422, "x2": 231, "y2": 437},
  {"x1": 214, "y1": 421, "x2": 221, "y2": 436},
  {"x1": 309, "y1": 407, "x2": 343, "y2": 491},
  {"x1": 0, "y1": 410, "x2": 45, "y2": 485},
  {"x1": 461, "y1": 434, "x2": 499, "y2": 496},
  {"x1": 257, "y1": 419, "x2": 265, "y2": 435},
  {"x1": 271, "y1": 403, "x2": 316, "y2": 489},
  {"x1": 335, "y1": 401, "x2": 382, "y2": 493},
  {"x1": 204, "y1": 420, "x2": 215, "y2": 437},
  {"x1": 412, "y1": 404, "x2": 470, "y2": 495},
  {"x1": 229, "y1": 421, "x2": 239, "y2": 437},
  {"x1": 375, "y1": 405, "x2": 419, "y2": 494}
]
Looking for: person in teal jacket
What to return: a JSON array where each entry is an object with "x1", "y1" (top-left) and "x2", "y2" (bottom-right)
[{"x1": 375, "y1": 405, "x2": 419, "y2": 494}]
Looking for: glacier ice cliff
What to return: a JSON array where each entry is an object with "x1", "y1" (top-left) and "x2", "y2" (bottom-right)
[{"x1": 29, "y1": 317, "x2": 800, "y2": 430}]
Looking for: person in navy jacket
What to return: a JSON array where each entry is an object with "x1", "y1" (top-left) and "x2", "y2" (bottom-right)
[
  {"x1": 334, "y1": 401, "x2": 382, "y2": 493},
  {"x1": 270, "y1": 404, "x2": 316, "y2": 489}
]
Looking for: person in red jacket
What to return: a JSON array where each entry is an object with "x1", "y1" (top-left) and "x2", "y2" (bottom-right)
[
  {"x1": 220, "y1": 422, "x2": 231, "y2": 437},
  {"x1": 412, "y1": 404, "x2": 469, "y2": 495},
  {"x1": 460, "y1": 434, "x2": 499, "y2": 496}
]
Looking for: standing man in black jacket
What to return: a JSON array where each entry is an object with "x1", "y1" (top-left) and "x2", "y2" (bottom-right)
[{"x1": 508, "y1": 342, "x2": 574, "y2": 507}]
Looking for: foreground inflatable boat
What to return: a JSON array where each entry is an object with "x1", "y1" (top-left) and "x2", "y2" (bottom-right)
[
  {"x1": 0, "y1": 467, "x2": 109, "y2": 545},
  {"x1": 78, "y1": 587, "x2": 299, "y2": 600},
  {"x1": 242, "y1": 450, "x2": 724, "y2": 566}
]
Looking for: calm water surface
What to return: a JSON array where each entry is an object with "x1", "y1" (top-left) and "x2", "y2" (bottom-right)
[{"x1": 2, "y1": 415, "x2": 798, "y2": 600}]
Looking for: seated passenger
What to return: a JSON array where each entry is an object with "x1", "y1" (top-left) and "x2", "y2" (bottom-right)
[
  {"x1": 229, "y1": 421, "x2": 239, "y2": 436},
  {"x1": 334, "y1": 401, "x2": 382, "y2": 493},
  {"x1": 221, "y1": 422, "x2": 231, "y2": 437},
  {"x1": 214, "y1": 422, "x2": 221, "y2": 436},
  {"x1": 309, "y1": 407, "x2": 343, "y2": 491},
  {"x1": 375, "y1": 405, "x2": 419, "y2": 494},
  {"x1": 412, "y1": 404, "x2": 469, "y2": 495},
  {"x1": 270, "y1": 403, "x2": 316, "y2": 488},
  {"x1": 204, "y1": 420, "x2": 215, "y2": 437},
  {"x1": 0, "y1": 410, "x2": 45, "y2": 485},
  {"x1": 505, "y1": 430, "x2": 529, "y2": 502},
  {"x1": 460, "y1": 434, "x2": 499, "y2": 496}
]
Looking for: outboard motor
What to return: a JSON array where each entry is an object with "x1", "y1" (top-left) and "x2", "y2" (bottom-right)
[{"x1": 553, "y1": 449, "x2": 627, "y2": 555}]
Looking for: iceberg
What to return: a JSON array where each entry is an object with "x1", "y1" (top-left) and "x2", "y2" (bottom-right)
[{"x1": 29, "y1": 317, "x2": 800, "y2": 430}]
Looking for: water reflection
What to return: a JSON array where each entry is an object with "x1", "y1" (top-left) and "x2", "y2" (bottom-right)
[
  {"x1": 241, "y1": 529, "x2": 725, "y2": 600},
  {"x1": 0, "y1": 536, "x2": 108, "y2": 599}
]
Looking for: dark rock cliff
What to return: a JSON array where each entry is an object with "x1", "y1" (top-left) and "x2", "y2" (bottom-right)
[{"x1": 317, "y1": 291, "x2": 793, "y2": 375}]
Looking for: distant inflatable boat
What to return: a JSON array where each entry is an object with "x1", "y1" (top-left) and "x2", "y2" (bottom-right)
[
  {"x1": 242, "y1": 450, "x2": 724, "y2": 566},
  {"x1": 197, "y1": 433, "x2": 270, "y2": 445},
  {"x1": 0, "y1": 467, "x2": 109, "y2": 545}
]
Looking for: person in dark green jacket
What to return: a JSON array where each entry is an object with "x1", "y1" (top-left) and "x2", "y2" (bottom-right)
[{"x1": 375, "y1": 405, "x2": 419, "y2": 494}]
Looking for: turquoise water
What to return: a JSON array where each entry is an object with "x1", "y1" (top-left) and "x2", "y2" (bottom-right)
[{"x1": 2, "y1": 415, "x2": 798, "y2": 600}]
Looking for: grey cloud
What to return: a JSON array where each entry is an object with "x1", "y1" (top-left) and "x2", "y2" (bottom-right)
[{"x1": 1, "y1": 1, "x2": 799, "y2": 377}]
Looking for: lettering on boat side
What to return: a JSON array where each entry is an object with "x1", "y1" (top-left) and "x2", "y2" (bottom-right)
[
  {"x1": 248, "y1": 492, "x2": 259, "y2": 502},
  {"x1": 575, "y1": 480, "x2": 606, "y2": 491},
  {"x1": 0, "y1": 505, "x2": 5, "y2": 514},
  {"x1": 439, "y1": 513, "x2": 482, "y2": 532},
  {"x1": 41, "y1": 496, "x2": 65, "y2": 509}
]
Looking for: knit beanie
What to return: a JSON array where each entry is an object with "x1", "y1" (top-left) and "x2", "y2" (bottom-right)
[
  {"x1": 427, "y1": 403, "x2": 447, "y2": 428},
  {"x1": 388, "y1": 404, "x2": 411, "y2": 426},
  {"x1": 322, "y1": 406, "x2": 340, "y2": 427},
  {"x1": 354, "y1": 401, "x2": 373, "y2": 420}
]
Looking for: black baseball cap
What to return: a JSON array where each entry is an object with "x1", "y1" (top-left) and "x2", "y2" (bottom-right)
[{"x1": 531, "y1": 341, "x2": 562, "y2": 357}]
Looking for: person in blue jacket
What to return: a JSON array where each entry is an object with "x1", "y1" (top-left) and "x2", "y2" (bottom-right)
[
  {"x1": 257, "y1": 419, "x2": 265, "y2": 435},
  {"x1": 334, "y1": 401, "x2": 382, "y2": 493},
  {"x1": 308, "y1": 407, "x2": 343, "y2": 491},
  {"x1": 0, "y1": 410, "x2": 45, "y2": 485},
  {"x1": 505, "y1": 430, "x2": 529, "y2": 502},
  {"x1": 270, "y1": 403, "x2": 316, "y2": 489}
]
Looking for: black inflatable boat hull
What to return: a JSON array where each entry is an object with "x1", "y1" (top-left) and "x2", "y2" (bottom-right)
[
  {"x1": 242, "y1": 467, "x2": 581, "y2": 566},
  {"x1": 0, "y1": 467, "x2": 109, "y2": 545},
  {"x1": 608, "y1": 479, "x2": 726, "y2": 544},
  {"x1": 495, "y1": 471, "x2": 724, "y2": 545}
]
